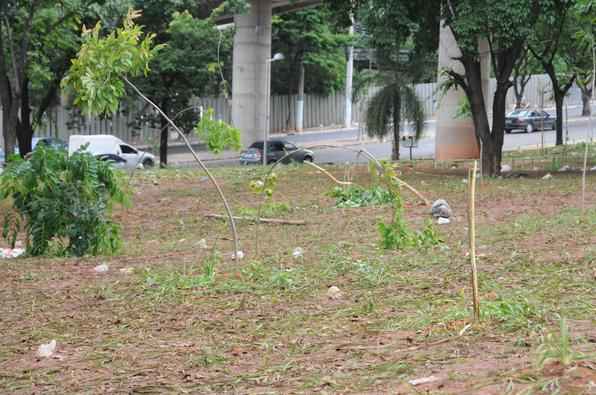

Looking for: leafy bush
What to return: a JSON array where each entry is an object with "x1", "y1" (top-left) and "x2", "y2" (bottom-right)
[
  {"x1": 0, "y1": 146, "x2": 128, "y2": 256},
  {"x1": 328, "y1": 185, "x2": 393, "y2": 208},
  {"x1": 194, "y1": 108, "x2": 241, "y2": 154},
  {"x1": 372, "y1": 161, "x2": 442, "y2": 250}
]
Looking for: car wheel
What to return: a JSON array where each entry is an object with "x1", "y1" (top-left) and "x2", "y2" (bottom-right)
[
  {"x1": 304, "y1": 155, "x2": 313, "y2": 162},
  {"x1": 142, "y1": 158, "x2": 154, "y2": 168},
  {"x1": 526, "y1": 123, "x2": 534, "y2": 133},
  {"x1": 505, "y1": 129, "x2": 512, "y2": 134}
]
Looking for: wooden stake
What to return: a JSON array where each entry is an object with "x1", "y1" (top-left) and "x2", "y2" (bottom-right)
[
  {"x1": 582, "y1": 143, "x2": 589, "y2": 215},
  {"x1": 468, "y1": 161, "x2": 480, "y2": 322}
]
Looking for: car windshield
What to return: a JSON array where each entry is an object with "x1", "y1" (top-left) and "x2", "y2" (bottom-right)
[{"x1": 509, "y1": 110, "x2": 529, "y2": 117}]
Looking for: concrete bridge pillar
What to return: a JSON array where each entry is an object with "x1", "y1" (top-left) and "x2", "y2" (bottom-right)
[
  {"x1": 232, "y1": 0, "x2": 272, "y2": 147},
  {"x1": 435, "y1": 23, "x2": 480, "y2": 160}
]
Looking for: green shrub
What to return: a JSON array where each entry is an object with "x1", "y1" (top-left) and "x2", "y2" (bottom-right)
[
  {"x1": 0, "y1": 146, "x2": 128, "y2": 256},
  {"x1": 328, "y1": 185, "x2": 393, "y2": 208}
]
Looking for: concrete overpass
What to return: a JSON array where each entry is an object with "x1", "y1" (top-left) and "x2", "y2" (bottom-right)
[
  {"x1": 230, "y1": 0, "x2": 321, "y2": 148},
  {"x1": 228, "y1": 0, "x2": 483, "y2": 159}
]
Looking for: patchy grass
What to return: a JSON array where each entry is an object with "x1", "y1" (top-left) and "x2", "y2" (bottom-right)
[{"x1": 0, "y1": 163, "x2": 594, "y2": 394}]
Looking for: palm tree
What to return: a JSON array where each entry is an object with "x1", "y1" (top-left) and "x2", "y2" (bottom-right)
[{"x1": 365, "y1": 71, "x2": 425, "y2": 160}]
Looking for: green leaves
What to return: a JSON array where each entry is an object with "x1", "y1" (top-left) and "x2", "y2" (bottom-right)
[
  {"x1": 61, "y1": 8, "x2": 162, "y2": 116},
  {"x1": 0, "y1": 146, "x2": 128, "y2": 256},
  {"x1": 194, "y1": 108, "x2": 241, "y2": 154}
]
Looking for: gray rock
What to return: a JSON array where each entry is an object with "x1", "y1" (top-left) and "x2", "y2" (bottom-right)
[{"x1": 431, "y1": 199, "x2": 452, "y2": 219}]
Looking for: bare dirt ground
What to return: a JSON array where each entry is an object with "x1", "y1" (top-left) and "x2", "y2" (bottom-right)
[{"x1": 0, "y1": 164, "x2": 595, "y2": 394}]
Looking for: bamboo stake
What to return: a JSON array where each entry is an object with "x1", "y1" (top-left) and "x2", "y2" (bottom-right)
[
  {"x1": 581, "y1": 143, "x2": 589, "y2": 215},
  {"x1": 468, "y1": 161, "x2": 480, "y2": 322}
]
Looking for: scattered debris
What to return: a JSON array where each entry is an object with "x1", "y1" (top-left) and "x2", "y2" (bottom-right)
[
  {"x1": 233, "y1": 251, "x2": 245, "y2": 260},
  {"x1": 0, "y1": 248, "x2": 25, "y2": 259},
  {"x1": 37, "y1": 340, "x2": 57, "y2": 358},
  {"x1": 197, "y1": 239, "x2": 208, "y2": 249},
  {"x1": 431, "y1": 199, "x2": 452, "y2": 219},
  {"x1": 503, "y1": 172, "x2": 529, "y2": 179},
  {"x1": 501, "y1": 164, "x2": 512, "y2": 172},
  {"x1": 119, "y1": 267, "x2": 134, "y2": 274},
  {"x1": 94, "y1": 264, "x2": 109, "y2": 273},
  {"x1": 542, "y1": 173, "x2": 553, "y2": 180},
  {"x1": 408, "y1": 375, "x2": 440, "y2": 386},
  {"x1": 152, "y1": 180, "x2": 159, "y2": 186},
  {"x1": 292, "y1": 247, "x2": 304, "y2": 259},
  {"x1": 558, "y1": 165, "x2": 571, "y2": 172},
  {"x1": 327, "y1": 286, "x2": 343, "y2": 300},
  {"x1": 437, "y1": 217, "x2": 451, "y2": 225}
]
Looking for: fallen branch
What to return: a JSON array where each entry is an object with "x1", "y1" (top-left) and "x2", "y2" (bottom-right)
[
  {"x1": 205, "y1": 213, "x2": 306, "y2": 225},
  {"x1": 304, "y1": 161, "x2": 355, "y2": 186},
  {"x1": 393, "y1": 176, "x2": 430, "y2": 206}
]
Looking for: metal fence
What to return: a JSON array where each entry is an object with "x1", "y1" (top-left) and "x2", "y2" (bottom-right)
[{"x1": 0, "y1": 74, "x2": 584, "y2": 147}]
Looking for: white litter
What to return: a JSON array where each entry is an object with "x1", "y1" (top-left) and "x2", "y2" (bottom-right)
[
  {"x1": 197, "y1": 239, "x2": 208, "y2": 249},
  {"x1": 233, "y1": 251, "x2": 245, "y2": 260},
  {"x1": 542, "y1": 173, "x2": 553, "y2": 180},
  {"x1": 37, "y1": 340, "x2": 57, "y2": 358},
  {"x1": 437, "y1": 217, "x2": 451, "y2": 225},
  {"x1": 501, "y1": 164, "x2": 512, "y2": 172},
  {"x1": 408, "y1": 375, "x2": 440, "y2": 386},
  {"x1": 119, "y1": 267, "x2": 134, "y2": 274},
  {"x1": 0, "y1": 248, "x2": 25, "y2": 259},
  {"x1": 292, "y1": 247, "x2": 304, "y2": 259},
  {"x1": 327, "y1": 286, "x2": 342, "y2": 300},
  {"x1": 94, "y1": 264, "x2": 109, "y2": 273}
]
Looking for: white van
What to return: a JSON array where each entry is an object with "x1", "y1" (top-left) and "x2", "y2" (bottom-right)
[{"x1": 68, "y1": 135, "x2": 155, "y2": 168}]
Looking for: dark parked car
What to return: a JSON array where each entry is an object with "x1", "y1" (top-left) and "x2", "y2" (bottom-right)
[
  {"x1": 505, "y1": 109, "x2": 556, "y2": 133},
  {"x1": 240, "y1": 139, "x2": 314, "y2": 165}
]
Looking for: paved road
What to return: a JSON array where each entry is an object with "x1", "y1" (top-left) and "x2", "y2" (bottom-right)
[{"x1": 168, "y1": 104, "x2": 596, "y2": 167}]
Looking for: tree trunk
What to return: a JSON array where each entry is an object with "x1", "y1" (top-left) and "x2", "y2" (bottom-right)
[
  {"x1": 391, "y1": 90, "x2": 401, "y2": 161},
  {"x1": 553, "y1": 91, "x2": 564, "y2": 145},
  {"x1": 17, "y1": 77, "x2": 33, "y2": 156},
  {"x1": 544, "y1": 64, "x2": 574, "y2": 146},
  {"x1": 580, "y1": 86, "x2": 592, "y2": 116},
  {"x1": 489, "y1": 82, "x2": 509, "y2": 175},
  {"x1": 4, "y1": 102, "x2": 19, "y2": 157},
  {"x1": 159, "y1": 98, "x2": 169, "y2": 167}
]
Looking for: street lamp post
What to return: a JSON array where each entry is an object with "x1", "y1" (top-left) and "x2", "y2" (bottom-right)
[{"x1": 263, "y1": 52, "x2": 284, "y2": 166}]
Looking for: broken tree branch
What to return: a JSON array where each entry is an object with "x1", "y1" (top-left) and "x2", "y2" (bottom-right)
[
  {"x1": 124, "y1": 77, "x2": 240, "y2": 261},
  {"x1": 304, "y1": 161, "x2": 354, "y2": 186}
]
